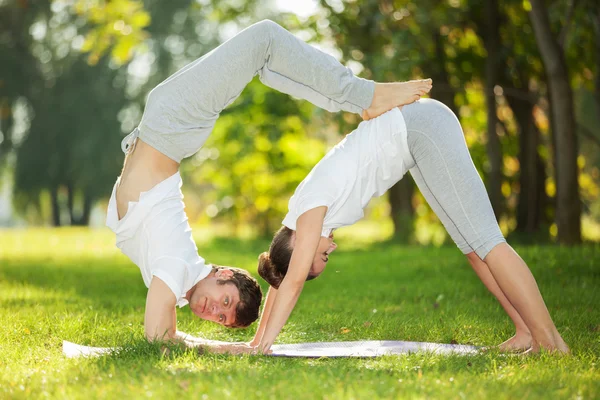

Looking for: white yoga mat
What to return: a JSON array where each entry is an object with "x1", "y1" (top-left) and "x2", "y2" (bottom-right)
[{"x1": 63, "y1": 340, "x2": 479, "y2": 358}]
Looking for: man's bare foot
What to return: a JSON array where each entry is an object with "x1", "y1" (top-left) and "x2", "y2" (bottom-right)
[
  {"x1": 498, "y1": 333, "x2": 532, "y2": 352},
  {"x1": 362, "y1": 79, "x2": 433, "y2": 120}
]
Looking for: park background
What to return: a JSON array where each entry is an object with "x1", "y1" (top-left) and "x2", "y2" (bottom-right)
[
  {"x1": 1, "y1": 0, "x2": 599, "y2": 399},
  {"x1": 0, "y1": 0, "x2": 599, "y2": 245}
]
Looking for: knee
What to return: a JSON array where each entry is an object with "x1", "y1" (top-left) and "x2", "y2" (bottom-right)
[
  {"x1": 418, "y1": 98, "x2": 457, "y2": 120},
  {"x1": 465, "y1": 251, "x2": 481, "y2": 264},
  {"x1": 403, "y1": 98, "x2": 459, "y2": 132},
  {"x1": 249, "y1": 19, "x2": 281, "y2": 38}
]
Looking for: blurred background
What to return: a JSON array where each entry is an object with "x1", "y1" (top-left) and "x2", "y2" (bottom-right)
[{"x1": 0, "y1": 0, "x2": 598, "y2": 246}]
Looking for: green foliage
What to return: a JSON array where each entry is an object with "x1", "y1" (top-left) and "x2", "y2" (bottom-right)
[
  {"x1": 1, "y1": 228, "x2": 599, "y2": 398},
  {"x1": 75, "y1": 0, "x2": 151, "y2": 65},
  {"x1": 1, "y1": 0, "x2": 598, "y2": 238},
  {"x1": 181, "y1": 79, "x2": 327, "y2": 236}
]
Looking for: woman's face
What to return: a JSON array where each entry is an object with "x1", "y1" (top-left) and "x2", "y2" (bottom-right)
[{"x1": 309, "y1": 233, "x2": 337, "y2": 278}]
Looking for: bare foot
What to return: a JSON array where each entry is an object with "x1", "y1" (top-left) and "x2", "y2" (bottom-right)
[
  {"x1": 362, "y1": 79, "x2": 433, "y2": 120},
  {"x1": 497, "y1": 333, "x2": 532, "y2": 352},
  {"x1": 524, "y1": 334, "x2": 570, "y2": 355}
]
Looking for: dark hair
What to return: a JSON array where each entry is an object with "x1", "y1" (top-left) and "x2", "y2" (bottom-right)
[
  {"x1": 212, "y1": 265, "x2": 262, "y2": 328},
  {"x1": 257, "y1": 226, "x2": 296, "y2": 289}
]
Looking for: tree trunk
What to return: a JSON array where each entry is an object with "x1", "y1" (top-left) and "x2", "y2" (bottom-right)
[
  {"x1": 529, "y1": 0, "x2": 582, "y2": 244},
  {"x1": 0, "y1": 101, "x2": 14, "y2": 158},
  {"x1": 482, "y1": 0, "x2": 504, "y2": 220},
  {"x1": 67, "y1": 181, "x2": 75, "y2": 225},
  {"x1": 509, "y1": 94, "x2": 545, "y2": 234},
  {"x1": 50, "y1": 186, "x2": 61, "y2": 227},
  {"x1": 389, "y1": 177, "x2": 415, "y2": 242},
  {"x1": 427, "y1": 31, "x2": 459, "y2": 115},
  {"x1": 79, "y1": 193, "x2": 92, "y2": 226},
  {"x1": 592, "y1": 10, "x2": 600, "y2": 118}
]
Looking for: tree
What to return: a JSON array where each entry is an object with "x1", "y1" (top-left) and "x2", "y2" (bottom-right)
[
  {"x1": 481, "y1": 0, "x2": 504, "y2": 219},
  {"x1": 529, "y1": 0, "x2": 582, "y2": 244}
]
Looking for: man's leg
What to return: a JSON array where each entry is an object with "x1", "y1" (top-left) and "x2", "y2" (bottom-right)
[{"x1": 145, "y1": 20, "x2": 431, "y2": 121}]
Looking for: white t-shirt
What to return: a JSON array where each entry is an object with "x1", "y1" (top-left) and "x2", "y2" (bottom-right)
[
  {"x1": 282, "y1": 108, "x2": 415, "y2": 236},
  {"x1": 106, "y1": 172, "x2": 211, "y2": 307}
]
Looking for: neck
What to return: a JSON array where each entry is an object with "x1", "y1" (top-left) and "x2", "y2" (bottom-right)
[{"x1": 185, "y1": 282, "x2": 198, "y2": 300}]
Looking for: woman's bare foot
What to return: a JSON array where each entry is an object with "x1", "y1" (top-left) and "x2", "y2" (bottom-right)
[
  {"x1": 498, "y1": 332, "x2": 532, "y2": 352},
  {"x1": 362, "y1": 79, "x2": 433, "y2": 120},
  {"x1": 526, "y1": 332, "x2": 570, "y2": 354}
]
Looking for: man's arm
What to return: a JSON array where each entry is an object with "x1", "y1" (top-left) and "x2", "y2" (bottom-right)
[
  {"x1": 144, "y1": 276, "x2": 178, "y2": 342},
  {"x1": 145, "y1": 277, "x2": 250, "y2": 354}
]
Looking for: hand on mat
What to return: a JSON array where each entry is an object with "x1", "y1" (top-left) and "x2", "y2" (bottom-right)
[{"x1": 204, "y1": 342, "x2": 257, "y2": 355}]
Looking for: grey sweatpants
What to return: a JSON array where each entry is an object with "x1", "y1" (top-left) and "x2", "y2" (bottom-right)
[
  {"x1": 135, "y1": 19, "x2": 374, "y2": 163},
  {"x1": 400, "y1": 99, "x2": 506, "y2": 260}
]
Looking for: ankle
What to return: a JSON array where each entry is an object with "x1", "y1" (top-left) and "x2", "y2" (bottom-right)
[{"x1": 515, "y1": 330, "x2": 532, "y2": 338}]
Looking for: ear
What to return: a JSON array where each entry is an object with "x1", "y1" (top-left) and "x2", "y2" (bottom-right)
[{"x1": 215, "y1": 268, "x2": 234, "y2": 280}]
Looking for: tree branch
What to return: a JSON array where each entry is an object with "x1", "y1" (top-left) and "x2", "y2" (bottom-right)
[
  {"x1": 577, "y1": 123, "x2": 600, "y2": 147},
  {"x1": 501, "y1": 86, "x2": 540, "y2": 104},
  {"x1": 559, "y1": 0, "x2": 580, "y2": 50}
]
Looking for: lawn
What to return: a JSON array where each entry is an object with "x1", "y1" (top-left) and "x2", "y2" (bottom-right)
[{"x1": 0, "y1": 227, "x2": 599, "y2": 399}]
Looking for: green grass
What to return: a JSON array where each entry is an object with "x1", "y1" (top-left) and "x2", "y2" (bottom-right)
[{"x1": 1, "y1": 227, "x2": 599, "y2": 399}]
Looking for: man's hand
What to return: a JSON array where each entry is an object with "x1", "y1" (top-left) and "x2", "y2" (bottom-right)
[{"x1": 203, "y1": 342, "x2": 258, "y2": 355}]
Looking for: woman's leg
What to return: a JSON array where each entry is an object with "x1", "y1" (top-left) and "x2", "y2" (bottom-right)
[
  {"x1": 400, "y1": 98, "x2": 568, "y2": 353},
  {"x1": 411, "y1": 157, "x2": 532, "y2": 351},
  {"x1": 465, "y1": 252, "x2": 532, "y2": 351},
  {"x1": 483, "y1": 243, "x2": 569, "y2": 352}
]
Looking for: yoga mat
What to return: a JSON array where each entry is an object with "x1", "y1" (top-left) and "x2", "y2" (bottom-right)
[{"x1": 63, "y1": 340, "x2": 479, "y2": 358}]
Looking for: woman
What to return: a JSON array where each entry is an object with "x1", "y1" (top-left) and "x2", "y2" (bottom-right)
[
  {"x1": 252, "y1": 99, "x2": 570, "y2": 354},
  {"x1": 106, "y1": 19, "x2": 431, "y2": 348}
]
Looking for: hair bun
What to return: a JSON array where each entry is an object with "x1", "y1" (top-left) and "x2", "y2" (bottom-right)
[{"x1": 257, "y1": 251, "x2": 283, "y2": 289}]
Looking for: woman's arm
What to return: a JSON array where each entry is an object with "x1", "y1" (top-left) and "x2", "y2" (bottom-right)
[
  {"x1": 257, "y1": 206, "x2": 327, "y2": 353},
  {"x1": 250, "y1": 286, "x2": 278, "y2": 346}
]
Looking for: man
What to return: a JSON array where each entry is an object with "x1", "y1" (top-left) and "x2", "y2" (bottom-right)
[{"x1": 106, "y1": 19, "x2": 430, "y2": 351}]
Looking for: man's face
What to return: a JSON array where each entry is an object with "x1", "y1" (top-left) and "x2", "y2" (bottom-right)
[{"x1": 189, "y1": 269, "x2": 240, "y2": 327}]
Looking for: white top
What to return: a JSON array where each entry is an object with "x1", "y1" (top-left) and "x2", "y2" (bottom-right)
[
  {"x1": 106, "y1": 172, "x2": 211, "y2": 307},
  {"x1": 282, "y1": 108, "x2": 415, "y2": 236}
]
